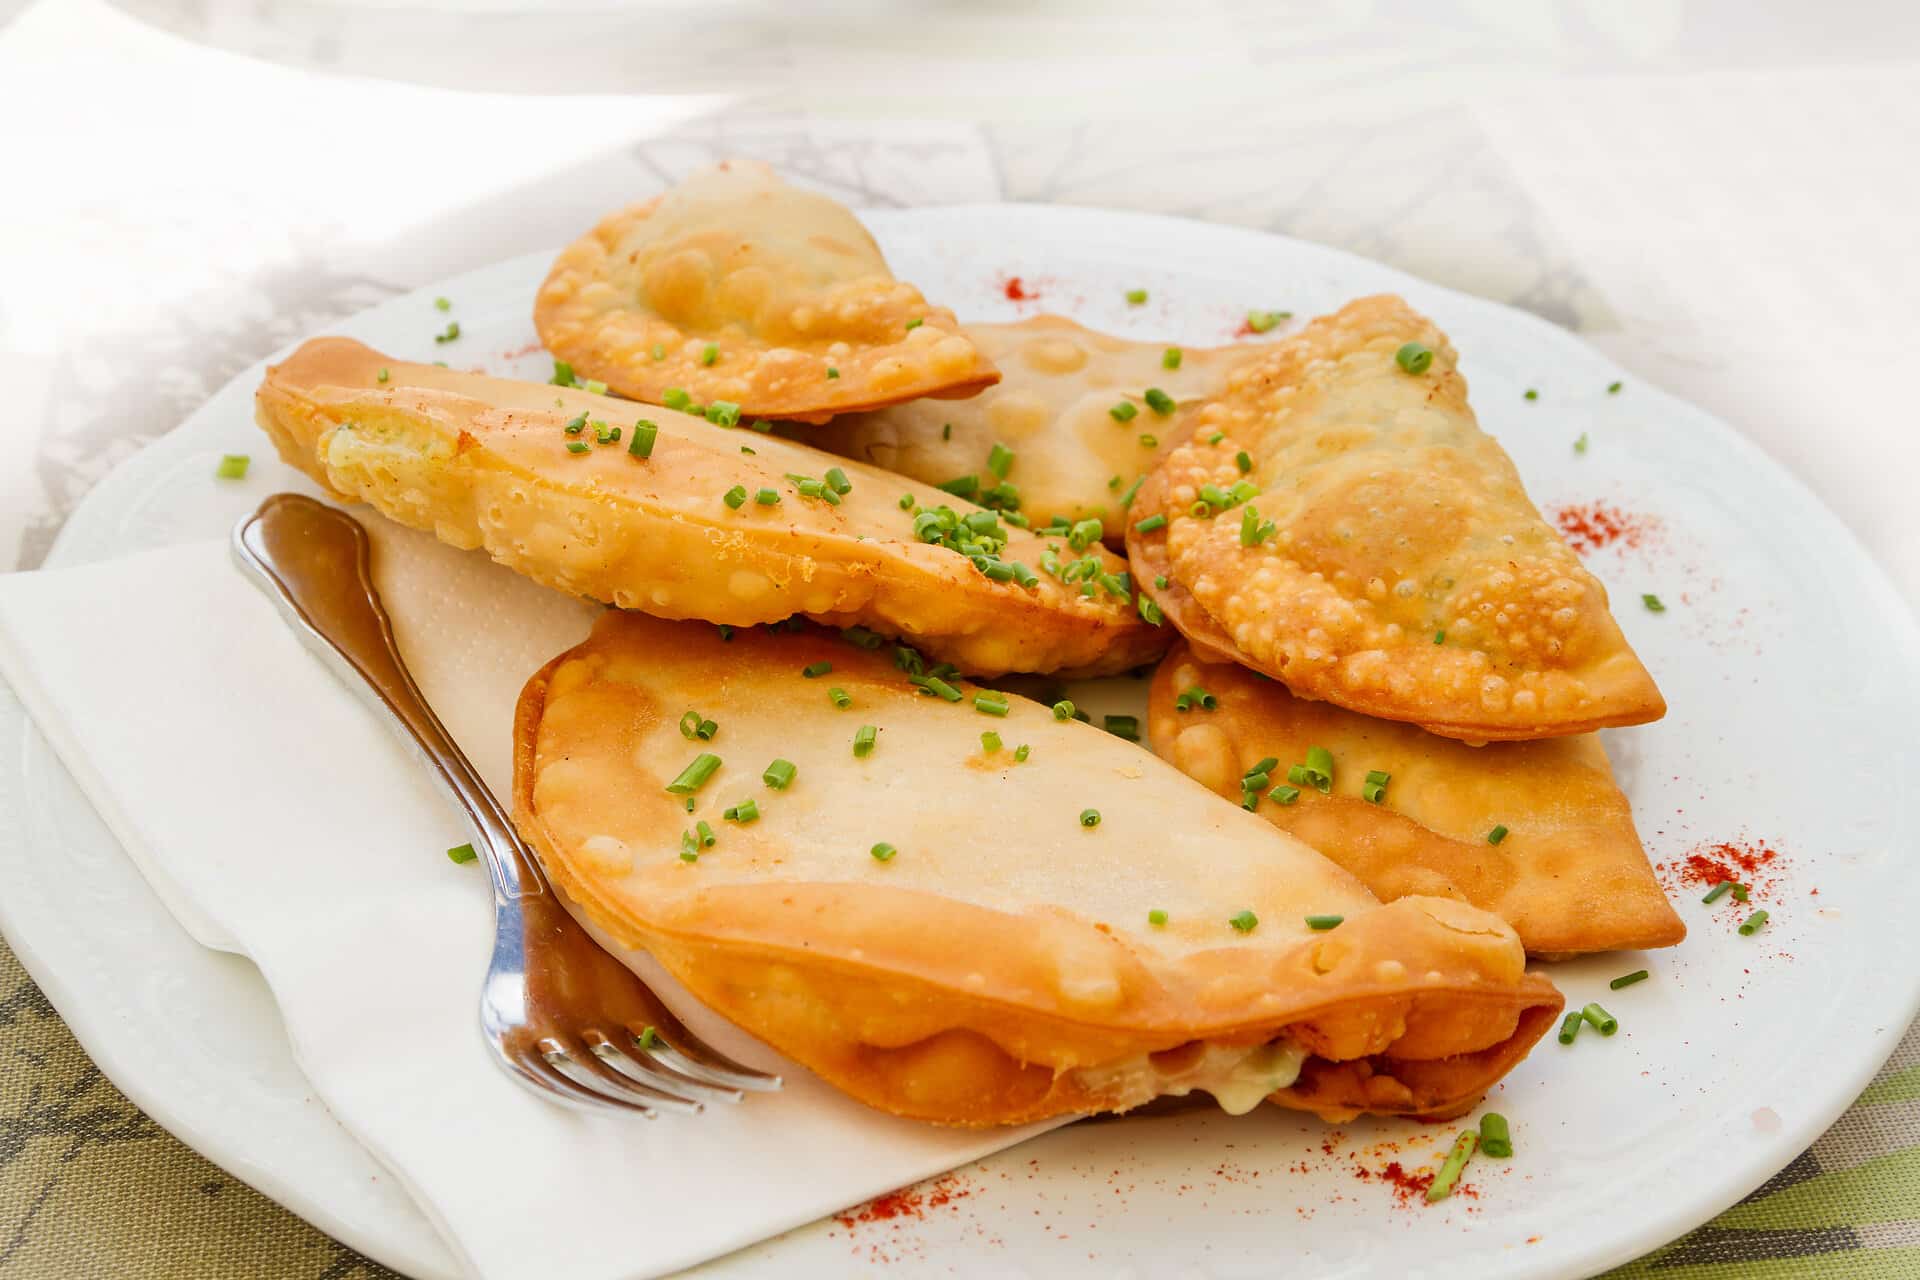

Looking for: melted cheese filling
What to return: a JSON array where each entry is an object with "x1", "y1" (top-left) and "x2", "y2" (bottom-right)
[{"x1": 1072, "y1": 1039, "x2": 1310, "y2": 1116}]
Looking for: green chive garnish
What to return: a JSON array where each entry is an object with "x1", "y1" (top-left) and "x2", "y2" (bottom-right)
[
  {"x1": 911, "y1": 675, "x2": 962, "y2": 702},
  {"x1": 434, "y1": 321, "x2": 460, "y2": 344},
  {"x1": 1080, "y1": 809, "x2": 1101, "y2": 828},
  {"x1": 1148, "y1": 909, "x2": 1167, "y2": 926},
  {"x1": 1732, "y1": 883, "x2": 1750, "y2": 901},
  {"x1": 898, "y1": 492, "x2": 916, "y2": 510},
  {"x1": 1268, "y1": 784, "x2": 1300, "y2": 805},
  {"x1": 1162, "y1": 347, "x2": 1182, "y2": 369},
  {"x1": 446, "y1": 842, "x2": 478, "y2": 865},
  {"x1": 723, "y1": 485, "x2": 748, "y2": 509},
  {"x1": 1478, "y1": 1113, "x2": 1512, "y2": 1158},
  {"x1": 1434, "y1": 630, "x2": 1446, "y2": 644},
  {"x1": 565, "y1": 414, "x2": 588, "y2": 434},
  {"x1": 1302, "y1": 745, "x2": 1333, "y2": 793},
  {"x1": 1144, "y1": 387, "x2": 1175, "y2": 416},
  {"x1": 1739, "y1": 910, "x2": 1770, "y2": 936},
  {"x1": 988, "y1": 443, "x2": 1015, "y2": 478},
  {"x1": 870, "y1": 842, "x2": 897, "y2": 862},
  {"x1": 434, "y1": 296, "x2": 451, "y2": 311},
  {"x1": 1174, "y1": 686, "x2": 1217, "y2": 712},
  {"x1": 1052, "y1": 700, "x2": 1075, "y2": 721},
  {"x1": 699, "y1": 343, "x2": 718, "y2": 366},
  {"x1": 1125, "y1": 288, "x2": 1148, "y2": 305},
  {"x1": 628, "y1": 420, "x2": 658, "y2": 458},
  {"x1": 1014, "y1": 744, "x2": 1030, "y2": 762},
  {"x1": 215, "y1": 454, "x2": 250, "y2": 480},
  {"x1": 1362, "y1": 769, "x2": 1390, "y2": 804},
  {"x1": 823, "y1": 466, "x2": 852, "y2": 495},
  {"x1": 1394, "y1": 341, "x2": 1433, "y2": 375},
  {"x1": 1228, "y1": 910, "x2": 1259, "y2": 933},
  {"x1": 663, "y1": 388, "x2": 693, "y2": 412},
  {"x1": 853, "y1": 725, "x2": 877, "y2": 757},
  {"x1": 1246, "y1": 757, "x2": 1279, "y2": 777},
  {"x1": 828, "y1": 686, "x2": 852, "y2": 710},
  {"x1": 1104, "y1": 714, "x2": 1139, "y2": 741},
  {"x1": 677, "y1": 710, "x2": 719, "y2": 741},
  {"x1": 1559, "y1": 1012, "x2": 1583, "y2": 1044},
  {"x1": 1574, "y1": 433, "x2": 1589, "y2": 454},
  {"x1": 1109, "y1": 400, "x2": 1139, "y2": 422},
  {"x1": 802, "y1": 661, "x2": 833, "y2": 679},
  {"x1": 1487, "y1": 824, "x2": 1509, "y2": 845},
  {"x1": 1524, "y1": 388, "x2": 1539, "y2": 401},
  {"x1": 1138, "y1": 596, "x2": 1164, "y2": 625},
  {"x1": 826, "y1": 366, "x2": 840, "y2": 379},
  {"x1": 1234, "y1": 450, "x2": 1252, "y2": 474},
  {"x1": 583, "y1": 379, "x2": 607, "y2": 396},
  {"x1": 376, "y1": 367, "x2": 390, "y2": 384},
  {"x1": 706, "y1": 401, "x2": 741, "y2": 427},
  {"x1": 1610, "y1": 970, "x2": 1650, "y2": 990},
  {"x1": 695, "y1": 820, "x2": 716, "y2": 849},
  {"x1": 1426, "y1": 1132, "x2": 1478, "y2": 1203},
  {"x1": 1608, "y1": 380, "x2": 1623, "y2": 394},
  {"x1": 666, "y1": 753, "x2": 722, "y2": 795},
  {"x1": 723, "y1": 799, "x2": 759, "y2": 824},
  {"x1": 1134, "y1": 513, "x2": 1168, "y2": 534},
  {"x1": 565, "y1": 440, "x2": 591, "y2": 455},
  {"x1": 1581, "y1": 1003, "x2": 1618, "y2": 1035},
  {"x1": 973, "y1": 692, "x2": 1011, "y2": 717},
  {"x1": 1137, "y1": 433, "x2": 1158, "y2": 448},
  {"x1": 1702, "y1": 880, "x2": 1734, "y2": 904},
  {"x1": 754, "y1": 488, "x2": 780, "y2": 505},
  {"x1": 976, "y1": 731, "x2": 1001, "y2": 755},
  {"x1": 1642, "y1": 593, "x2": 1666, "y2": 612},
  {"x1": 1245, "y1": 310, "x2": 1284, "y2": 333},
  {"x1": 550, "y1": 360, "x2": 575, "y2": 386},
  {"x1": 1305, "y1": 914, "x2": 1343, "y2": 931},
  {"x1": 762, "y1": 758, "x2": 797, "y2": 790}
]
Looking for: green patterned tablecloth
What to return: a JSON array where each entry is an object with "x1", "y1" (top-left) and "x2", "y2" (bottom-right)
[{"x1": 2, "y1": 930, "x2": 1913, "y2": 1277}]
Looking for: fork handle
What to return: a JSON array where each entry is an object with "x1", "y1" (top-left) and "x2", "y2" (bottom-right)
[{"x1": 232, "y1": 493, "x2": 545, "y2": 901}]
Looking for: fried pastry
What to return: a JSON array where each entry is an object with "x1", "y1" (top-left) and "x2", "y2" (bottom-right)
[
  {"x1": 1129, "y1": 295, "x2": 1664, "y2": 741},
  {"x1": 534, "y1": 161, "x2": 998, "y2": 423},
  {"x1": 255, "y1": 338, "x2": 1164, "y2": 677},
  {"x1": 805, "y1": 316, "x2": 1260, "y2": 539},
  {"x1": 1148, "y1": 641, "x2": 1684, "y2": 957},
  {"x1": 513, "y1": 611, "x2": 1564, "y2": 1127}
]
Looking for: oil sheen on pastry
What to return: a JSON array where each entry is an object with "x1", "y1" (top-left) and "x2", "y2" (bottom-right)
[
  {"x1": 513, "y1": 611, "x2": 1564, "y2": 1128},
  {"x1": 534, "y1": 161, "x2": 997, "y2": 423}
]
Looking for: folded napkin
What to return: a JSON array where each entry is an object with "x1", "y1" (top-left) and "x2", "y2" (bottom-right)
[{"x1": 0, "y1": 516, "x2": 1060, "y2": 1280}]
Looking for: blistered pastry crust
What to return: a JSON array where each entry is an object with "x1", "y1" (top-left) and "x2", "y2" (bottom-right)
[
  {"x1": 534, "y1": 162, "x2": 997, "y2": 423},
  {"x1": 1147, "y1": 641, "x2": 1685, "y2": 957},
  {"x1": 1129, "y1": 295, "x2": 1664, "y2": 741},
  {"x1": 254, "y1": 337, "x2": 1162, "y2": 677},
  {"x1": 511, "y1": 612, "x2": 1563, "y2": 1127}
]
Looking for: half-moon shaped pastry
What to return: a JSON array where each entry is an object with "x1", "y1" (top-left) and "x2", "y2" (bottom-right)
[
  {"x1": 255, "y1": 338, "x2": 1164, "y2": 677},
  {"x1": 1128, "y1": 295, "x2": 1664, "y2": 741},
  {"x1": 805, "y1": 316, "x2": 1262, "y2": 540},
  {"x1": 534, "y1": 161, "x2": 998, "y2": 423},
  {"x1": 514, "y1": 611, "x2": 1564, "y2": 1127},
  {"x1": 1148, "y1": 641, "x2": 1685, "y2": 958}
]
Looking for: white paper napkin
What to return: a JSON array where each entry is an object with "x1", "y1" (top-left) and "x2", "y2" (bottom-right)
[{"x1": 0, "y1": 517, "x2": 1058, "y2": 1280}]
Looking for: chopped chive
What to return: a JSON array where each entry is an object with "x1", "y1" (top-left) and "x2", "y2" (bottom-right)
[
  {"x1": 1394, "y1": 341, "x2": 1433, "y2": 375},
  {"x1": 762, "y1": 758, "x2": 797, "y2": 790},
  {"x1": 1234, "y1": 450, "x2": 1252, "y2": 474},
  {"x1": 1137, "y1": 433, "x2": 1158, "y2": 448},
  {"x1": 903, "y1": 317, "x2": 924, "y2": 331},
  {"x1": 1524, "y1": 388, "x2": 1539, "y2": 401},
  {"x1": 1739, "y1": 909, "x2": 1770, "y2": 936},
  {"x1": 1608, "y1": 380, "x2": 1623, "y2": 394},
  {"x1": 215, "y1": 454, "x2": 250, "y2": 479},
  {"x1": 1302, "y1": 745, "x2": 1333, "y2": 793},
  {"x1": 723, "y1": 485, "x2": 748, "y2": 509},
  {"x1": 1581, "y1": 1002, "x2": 1618, "y2": 1035},
  {"x1": 434, "y1": 296, "x2": 451, "y2": 311},
  {"x1": 550, "y1": 359, "x2": 575, "y2": 386},
  {"x1": 1148, "y1": 908, "x2": 1168, "y2": 926},
  {"x1": 1080, "y1": 808, "x2": 1101, "y2": 828},
  {"x1": 1245, "y1": 309, "x2": 1284, "y2": 333},
  {"x1": 898, "y1": 492, "x2": 916, "y2": 510},
  {"x1": 695, "y1": 820, "x2": 716, "y2": 849},
  {"x1": 700, "y1": 343, "x2": 719, "y2": 366},
  {"x1": 1174, "y1": 686, "x2": 1217, "y2": 712},
  {"x1": 565, "y1": 413, "x2": 588, "y2": 434},
  {"x1": 1702, "y1": 880, "x2": 1734, "y2": 904},
  {"x1": 679, "y1": 831, "x2": 700, "y2": 861},
  {"x1": 988, "y1": 443, "x2": 1015, "y2": 478},
  {"x1": 1434, "y1": 630, "x2": 1446, "y2": 644},
  {"x1": 1574, "y1": 432, "x2": 1589, "y2": 454},
  {"x1": 1228, "y1": 910, "x2": 1259, "y2": 933},
  {"x1": 1268, "y1": 783, "x2": 1300, "y2": 805},
  {"x1": 446, "y1": 842, "x2": 478, "y2": 865},
  {"x1": 678, "y1": 710, "x2": 703, "y2": 740},
  {"x1": 1240, "y1": 505, "x2": 1276, "y2": 546},
  {"x1": 723, "y1": 799, "x2": 760, "y2": 824},
  {"x1": 1305, "y1": 914, "x2": 1344, "y2": 931},
  {"x1": 663, "y1": 388, "x2": 693, "y2": 412},
  {"x1": 1014, "y1": 744, "x2": 1030, "y2": 762},
  {"x1": 1207, "y1": 431, "x2": 1224, "y2": 445},
  {"x1": 870, "y1": 841, "x2": 897, "y2": 862},
  {"x1": 942, "y1": 422, "x2": 952, "y2": 440},
  {"x1": 1362, "y1": 770, "x2": 1390, "y2": 804},
  {"x1": 973, "y1": 692, "x2": 1011, "y2": 717},
  {"x1": 1052, "y1": 699, "x2": 1075, "y2": 721},
  {"x1": 977, "y1": 730, "x2": 1002, "y2": 755},
  {"x1": 1126, "y1": 288, "x2": 1149, "y2": 305},
  {"x1": 1426, "y1": 1131, "x2": 1478, "y2": 1203},
  {"x1": 1246, "y1": 757, "x2": 1279, "y2": 778},
  {"x1": 565, "y1": 440, "x2": 591, "y2": 455},
  {"x1": 1109, "y1": 400, "x2": 1139, "y2": 422},
  {"x1": 628, "y1": 420, "x2": 658, "y2": 458},
  {"x1": 1642, "y1": 593, "x2": 1666, "y2": 613},
  {"x1": 1137, "y1": 595, "x2": 1164, "y2": 625},
  {"x1": 828, "y1": 686, "x2": 852, "y2": 710},
  {"x1": 1144, "y1": 387, "x2": 1175, "y2": 415},
  {"x1": 1104, "y1": 714, "x2": 1140, "y2": 742},
  {"x1": 1286, "y1": 764, "x2": 1312, "y2": 787},
  {"x1": 433, "y1": 321, "x2": 460, "y2": 344},
  {"x1": 1487, "y1": 824, "x2": 1509, "y2": 845},
  {"x1": 824, "y1": 466, "x2": 853, "y2": 495},
  {"x1": 1609, "y1": 969, "x2": 1650, "y2": 991},
  {"x1": 911, "y1": 675, "x2": 963, "y2": 702},
  {"x1": 1119, "y1": 474, "x2": 1147, "y2": 509},
  {"x1": 376, "y1": 367, "x2": 390, "y2": 384},
  {"x1": 1558, "y1": 1011, "x2": 1583, "y2": 1044},
  {"x1": 1732, "y1": 883, "x2": 1750, "y2": 902},
  {"x1": 1478, "y1": 1113, "x2": 1513, "y2": 1158},
  {"x1": 583, "y1": 379, "x2": 608, "y2": 396},
  {"x1": 1155, "y1": 575, "x2": 1167, "y2": 588},
  {"x1": 754, "y1": 487, "x2": 780, "y2": 505},
  {"x1": 1241, "y1": 770, "x2": 1272, "y2": 792},
  {"x1": 716, "y1": 624, "x2": 734, "y2": 641},
  {"x1": 666, "y1": 753, "x2": 722, "y2": 795},
  {"x1": 801, "y1": 661, "x2": 833, "y2": 679},
  {"x1": 853, "y1": 725, "x2": 878, "y2": 757},
  {"x1": 706, "y1": 401, "x2": 741, "y2": 427},
  {"x1": 937, "y1": 474, "x2": 980, "y2": 499},
  {"x1": 1163, "y1": 347, "x2": 1183, "y2": 369}
]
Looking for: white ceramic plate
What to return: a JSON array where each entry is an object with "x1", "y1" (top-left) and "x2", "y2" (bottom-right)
[{"x1": 3, "y1": 206, "x2": 1917, "y2": 1280}]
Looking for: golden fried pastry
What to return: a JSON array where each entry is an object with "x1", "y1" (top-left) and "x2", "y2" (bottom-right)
[
  {"x1": 1129, "y1": 295, "x2": 1665, "y2": 741},
  {"x1": 514, "y1": 611, "x2": 1564, "y2": 1127},
  {"x1": 255, "y1": 338, "x2": 1164, "y2": 677},
  {"x1": 534, "y1": 161, "x2": 997, "y2": 423},
  {"x1": 1148, "y1": 641, "x2": 1684, "y2": 958},
  {"x1": 805, "y1": 316, "x2": 1261, "y2": 540}
]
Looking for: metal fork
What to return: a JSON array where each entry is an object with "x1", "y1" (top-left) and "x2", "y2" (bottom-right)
[{"x1": 233, "y1": 493, "x2": 781, "y2": 1118}]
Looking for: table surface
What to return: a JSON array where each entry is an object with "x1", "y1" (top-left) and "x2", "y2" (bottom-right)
[{"x1": 1, "y1": 2, "x2": 1915, "y2": 1277}]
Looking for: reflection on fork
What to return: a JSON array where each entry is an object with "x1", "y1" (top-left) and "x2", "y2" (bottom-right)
[{"x1": 232, "y1": 493, "x2": 781, "y2": 1117}]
